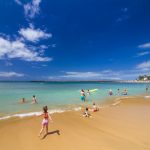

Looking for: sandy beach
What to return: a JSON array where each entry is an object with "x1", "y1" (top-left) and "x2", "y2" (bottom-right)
[{"x1": 0, "y1": 96, "x2": 150, "y2": 150}]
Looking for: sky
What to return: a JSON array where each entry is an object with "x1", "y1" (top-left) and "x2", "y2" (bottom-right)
[{"x1": 0, "y1": 0, "x2": 150, "y2": 80}]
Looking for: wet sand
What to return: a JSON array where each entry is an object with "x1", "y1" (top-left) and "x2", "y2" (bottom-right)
[{"x1": 0, "y1": 96, "x2": 150, "y2": 150}]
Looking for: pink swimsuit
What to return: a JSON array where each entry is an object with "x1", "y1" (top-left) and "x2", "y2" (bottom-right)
[{"x1": 42, "y1": 113, "x2": 49, "y2": 125}]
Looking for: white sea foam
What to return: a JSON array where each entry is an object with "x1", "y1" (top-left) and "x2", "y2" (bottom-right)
[
  {"x1": 144, "y1": 96, "x2": 150, "y2": 99},
  {"x1": 0, "y1": 109, "x2": 66, "y2": 121},
  {"x1": 74, "y1": 107, "x2": 82, "y2": 111}
]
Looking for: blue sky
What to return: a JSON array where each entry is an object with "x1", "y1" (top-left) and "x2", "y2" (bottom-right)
[{"x1": 0, "y1": 0, "x2": 150, "y2": 80}]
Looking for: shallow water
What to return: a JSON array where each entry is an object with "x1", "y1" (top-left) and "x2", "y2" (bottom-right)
[{"x1": 0, "y1": 81, "x2": 149, "y2": 118}]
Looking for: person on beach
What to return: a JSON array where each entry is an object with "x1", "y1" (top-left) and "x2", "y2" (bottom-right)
[
  {"x1": 92, "y1": 102, "x2": 99, "y2": 112},
  {"x1": 39, "y1": 106, "x2": 53, "y2": 137},
  {"x1": 83, "y1": 107, "x2": 90, "y2": 117},
  {"x1": 80, "y1": 89, "x2": 85, "y2": 102},
  {"x1": 32, "y1": 95, "x2": 38, "y2": 104},
  {"x1": 109, "y1": 89, "x2": 113, "y2": 96}
]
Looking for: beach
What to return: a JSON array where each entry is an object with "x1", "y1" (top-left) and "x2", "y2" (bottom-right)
[{"x1": 0, "y1": 96, "x2": 150, "y2": 150}]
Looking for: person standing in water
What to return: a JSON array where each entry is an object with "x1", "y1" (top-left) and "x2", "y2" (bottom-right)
[
  {"x1": 146, "y1": 86, "x2": 149, "y2": 92},
  {"x1": 32, "y1": 95, "x2": 38, "y2": 104},
  {"x1": 39, "y1": 106, "x2": 53, "y2": 137},
  {"x1": 109, "y1": 89, "x2": 113, "y2": 96},
  {"x1": 123, "y1": 89, "x2": 128, "y2": 95},
  {"x1": 87, "y1": 89, "x2": 90, "y2": 95},
  {"x1": 80, "y1": 89, "x2": 85, "y2": 102},
  {"x1": 117, "y1": 88, "x2": 120, "y2": 96}
]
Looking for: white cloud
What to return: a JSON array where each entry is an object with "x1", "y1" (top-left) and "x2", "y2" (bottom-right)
[
  {"x1": 40, "y1": 45, "x2": 48, "y2": 49},
  {"x1": 19, "y1": 25, "x2": 52, "y2": 42},
  {"x1": 137, "y1": 60, "x2": 150, "y2": 69},
  {"x1": 136, "y1": 51, "x2": 150, "y2": 57},
  {"x1": 46, "y1": 68, "x2": 150, "y2": 80},
  {"x1": 0, "y1": 37, "x2": 52, "y2": 62},
  {"x1": 0, "y1": 72, "x2": 24, "y2": 77},
  {"x1": 47, "y1": 71, "x2": 122, "y2": 80},
  {"x1": 138, "y1": 42, "x2": 150, "y2": 49},
  {"x1": 61, "y1": 72, "x2": 103, "y2": 78},
  {"x1": 15, "y1": 0, "x2": 42, "y2": 19},
  {"x1": 24, "y1": 0, "x2": 41, "y2": 19}
]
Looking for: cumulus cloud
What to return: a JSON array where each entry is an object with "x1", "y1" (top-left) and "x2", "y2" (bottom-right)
[
  {"x1": 24, "y1": 0, "x2": 41, "y2": 19},
  {"x1": 137, "y1": 60, "x2": 150, "y2": 69},
  {"x1": 15, "y1": 0, "x2": 42, "y2": 19},
  {"x1": 138, "y1": 42, "x2": 150, "y2": 49},
  {"x1": 0, "y1": 37, "x2": 52, "y2": 62},
  {"x1": 0, "y1": 72, "x2": 24, "y2": 77},
  {"x1": 19, "y1": 25, "x2": 52, "y2": 42}
]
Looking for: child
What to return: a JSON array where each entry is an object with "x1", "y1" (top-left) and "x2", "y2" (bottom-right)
[
  {"x1": 92, "y1": 102, "x2": 99, "y2": 112},
  {"x1": 38, "y1": 106, "x2": 53, "y2": 137},
  {"x1": 83, "y1": 107, "x2": 90, "y2": 117}
]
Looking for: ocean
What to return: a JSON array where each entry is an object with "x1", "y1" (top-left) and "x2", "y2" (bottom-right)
[{"x1": 0, "y1": 81, "x2": 149, "y2": 120}]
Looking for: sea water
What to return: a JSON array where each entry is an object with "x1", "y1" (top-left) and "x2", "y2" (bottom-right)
[{"x1": 0, "y1": 81, "x2": 149, "y2": 119}]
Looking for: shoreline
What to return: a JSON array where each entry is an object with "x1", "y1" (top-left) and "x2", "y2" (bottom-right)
[
  {"x1": 0, "y1": 96, "x2": 150, "y2": 150},
  {"x1": 0, "y1": 94, "x2": 150, "y2": 121}
]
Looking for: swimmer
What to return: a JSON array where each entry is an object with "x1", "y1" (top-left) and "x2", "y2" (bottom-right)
[
  {"x1": 117, "y1": 88, "x2": 120, "y2": 96},
  {"x1": 38, "y1": 106, "x2": 53, "y2": 137},
  {"x1": 87, "y1": 89, "x2": 90, "y2": 95},
  {"x1": 20, "y1": 98, "x2": 26, "y2": 103},
  {"x1": 109, "y1": 89, "x2": 113, "y2": 96},
  {"x1": 123, "y1": 89, "x2": 128, "y2": 95},
  {"x1": 146, "y1": 86, "x2": 149, "y2": 92},
  {"x1": 32, "y1": 95, "x2": 38, "y2": 104}
]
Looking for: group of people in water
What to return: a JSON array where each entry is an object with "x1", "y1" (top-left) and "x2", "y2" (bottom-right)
[
  {"x1": 109, "y1": 88, "x2": 128, "y2": 96},
  {"x1": 37, "y1": 85, "x2": 150, "y2": 138},
  {"x1": 80, "y1": 88, "x2": 129, "y2": 118},
  {"x1": 80, "y1": 88, "x2": 128, "y2": 102},
  {"x1": 20, "y1": 95, "x2": 38, "y2": 104}
]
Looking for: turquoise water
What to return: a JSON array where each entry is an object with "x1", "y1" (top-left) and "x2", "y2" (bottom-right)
[{"x1": 0, "y1": 81, "x2": 149, "y2": 118}]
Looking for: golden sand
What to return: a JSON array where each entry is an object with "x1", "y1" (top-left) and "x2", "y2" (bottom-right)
[{"x1": 0, "y1": 96, "x2": 150, "y2": 150}]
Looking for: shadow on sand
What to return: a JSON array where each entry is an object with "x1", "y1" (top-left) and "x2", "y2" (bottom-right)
[{"x1": 42, "y1": 130, "x2": 60, "y2": 139}]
